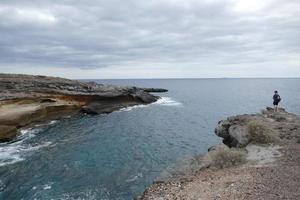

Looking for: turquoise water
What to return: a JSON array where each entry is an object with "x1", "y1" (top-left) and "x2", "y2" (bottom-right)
[{"x1": 0, "y1": 79, "x2": 299, "y2": 200}]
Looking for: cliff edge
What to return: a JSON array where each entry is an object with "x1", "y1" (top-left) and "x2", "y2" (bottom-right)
[{"x1": 138, "y1": 108, "x2": 300, "y2": 200}]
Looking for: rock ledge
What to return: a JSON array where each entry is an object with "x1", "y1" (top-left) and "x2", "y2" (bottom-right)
[{"x1": 0, "y1": 73, "x2": 167, "y2": 141}]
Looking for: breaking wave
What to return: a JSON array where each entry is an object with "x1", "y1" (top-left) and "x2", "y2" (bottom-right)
[
  {"x1": 153, "y1": 97, "x2": 183, "y2": 106},
  {"x1": 0, "y1": 127, "x2": 52, "y2": 167},
  {"x1": 120, "y1": 104, "x2": 149, "y2": 112},
  {"x1": 120, "y1": 97, "x2": 182, "y2": 112}
]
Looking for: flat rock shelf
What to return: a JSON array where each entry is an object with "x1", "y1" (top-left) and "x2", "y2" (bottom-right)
[{"x1": 0, "y1": 73, "x2": 167, "y2": 142}]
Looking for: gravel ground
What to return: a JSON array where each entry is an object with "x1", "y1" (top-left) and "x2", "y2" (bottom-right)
[{"x1": 138, "y1": 144, "x2": 300, "y2": 200}]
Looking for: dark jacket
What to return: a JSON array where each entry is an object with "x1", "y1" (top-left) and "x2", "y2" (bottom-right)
[{"x1": 273, "y1": 94, "x2": 281, "y2": 103}]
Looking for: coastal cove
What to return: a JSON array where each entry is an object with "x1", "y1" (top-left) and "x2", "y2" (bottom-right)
[{"x1": 0, "y1": 78, "x2": 300, "y2": 199}]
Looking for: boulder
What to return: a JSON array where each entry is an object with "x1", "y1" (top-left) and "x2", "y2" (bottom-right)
[
  {"x1": 228, "y1": 125, "x2": 250, "y2": 147},
  {"x1": 215, "y1": 120, "x2": 231, "y2": 138},
  {"x1": 215, "y1": 115, "x2": 253, "y2": 147}
]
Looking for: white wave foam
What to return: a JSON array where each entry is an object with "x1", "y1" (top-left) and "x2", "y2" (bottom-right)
[
  {"x1": 48, "y1": 120, "x2": 58, "y2": 125},
  {"x1": 126, "y1": 172, "x2": 143, "y2": 182},
  {"x1": 0, "y1": 141, "x2": 52, "y2": 167},
  {"x1": 153, "y1": 97, "x2": 183, "y2": 106},
  {"x1": 0, "y1": 118, "x2": 60, "y2": 167},
  {"x1": 120, "y1": 104, "x2": 149, "y2": 112},
  {"x1": 0, "y1": 145, "x2": 24, "y2": 167},
  {"x1": 34, "y1": 120, "x2": 59, "y2": 127},
  {"x1": 0, "y1": 128, "x2": 51, "y2": 167},
  {"x1": 43, "y1": 183, "x2": 53, "y2": 190},
  {"x1": 18, "y1": 127, "x2": 41, "y2": 140},
  {"x1": 119, "y1": 97, "x2": 182, "y2": 112}
]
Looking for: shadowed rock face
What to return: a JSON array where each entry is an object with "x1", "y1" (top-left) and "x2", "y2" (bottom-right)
[
  {"x1": 141, "y1": 88, "x2": 168, "y2": 93},
  {"x1": 0, "y1": 73, "x2": 167, "y2": 142},
  {"x1": 0, "y1": 125, "x2": 17, "y2": 143}
]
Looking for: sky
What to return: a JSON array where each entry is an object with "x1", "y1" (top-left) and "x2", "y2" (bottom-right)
[{"x1": 0, "y1": 0, "x2": 299, "y2": 79}]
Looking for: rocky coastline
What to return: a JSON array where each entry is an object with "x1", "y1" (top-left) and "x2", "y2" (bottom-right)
[
  {"x1": 0, "y1": 73, "x2": 167, "y2": 142},
  {"x1": 138, "y1": 108, "x2": 300, "y2": 199}
]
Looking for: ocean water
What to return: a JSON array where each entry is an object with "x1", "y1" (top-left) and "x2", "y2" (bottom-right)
[{"x1": 0, "y1": 79, "x2": 299, "y2": 200}]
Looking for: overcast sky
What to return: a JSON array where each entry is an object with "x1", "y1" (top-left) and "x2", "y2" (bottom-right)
[{"x1": 0, "y1": 0, "x2": 299, "y2": 78}]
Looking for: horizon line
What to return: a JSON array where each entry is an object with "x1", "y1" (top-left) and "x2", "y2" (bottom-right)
[
  {"x1": 1, "y1": 73, "x2": 300, "y2": 80},
  {"x1": 78, "y1": 77, "x2": 300, "y2": 80}
]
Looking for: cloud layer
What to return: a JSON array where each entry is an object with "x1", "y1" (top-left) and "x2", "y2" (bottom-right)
[{"x1": 0, "y1": 0, "x2": 299, "y2": 78}]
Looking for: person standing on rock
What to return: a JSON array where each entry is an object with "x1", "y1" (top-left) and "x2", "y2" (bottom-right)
[{"x1": 273, "y1": 90, "x2": 281, "y2": 112}]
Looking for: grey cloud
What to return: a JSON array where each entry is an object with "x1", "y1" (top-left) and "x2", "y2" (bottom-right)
[{"x1": 0, "y1": 0, "x2": 299, "y2": 77}]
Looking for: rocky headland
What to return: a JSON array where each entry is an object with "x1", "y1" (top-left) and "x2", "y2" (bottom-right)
[
  {"x1": 138, "y1": 108, "x2": 300, "y2": 199},
  {"x1": 0, "y1": 73, "x2": 167, "y2": 142}
]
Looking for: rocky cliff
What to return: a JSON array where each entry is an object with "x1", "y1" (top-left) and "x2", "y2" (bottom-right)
[
  {"x1": 215, "y1": 107, "x2": 300, "y2": 147},
  {"x1": 138, "y1": 108, "x2": 300, "y2": 199},
  {"x1": 0, "y1": 73, "x2": 167, "y2": 142}
]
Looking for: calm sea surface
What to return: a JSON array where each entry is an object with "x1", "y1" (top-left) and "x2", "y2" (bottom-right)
[{"x1": 0, "y1": 79, "x2": 299, "y2": 200}]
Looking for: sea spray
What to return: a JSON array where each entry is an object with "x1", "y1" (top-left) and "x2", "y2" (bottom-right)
[
  {"x1": 120, "y1": 97, "x2": 183, "y2": 112},
  {"x1": 0, "y1": 127, "x2": 52, "y2": 167},
  {"x1": 153, "y1": 97, "x2": 183, "y2": 106}
]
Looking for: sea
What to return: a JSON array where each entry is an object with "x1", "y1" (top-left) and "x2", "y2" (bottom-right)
[{"x1": 0, "y1": 79, "x2": 299, "y2": 200}]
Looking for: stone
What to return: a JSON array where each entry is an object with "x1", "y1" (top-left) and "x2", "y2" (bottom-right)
[
  {"x1": 215, "y1": 120, "x2": 231, "y2": 138},
  {"x1": 228, "y1": 125, "x2": 250, "y2": 147}
]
